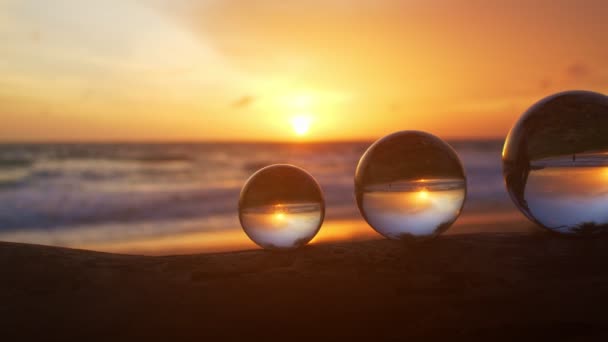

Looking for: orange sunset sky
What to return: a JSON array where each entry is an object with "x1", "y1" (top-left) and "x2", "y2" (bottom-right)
[{"x1": 1, "y1": 0, "x2": 607, "y2": 142}]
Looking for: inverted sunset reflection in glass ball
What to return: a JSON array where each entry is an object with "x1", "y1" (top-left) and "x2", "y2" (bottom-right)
[
  {"x1": 502, "y1": 90, "x2": 608, "y2": 235},
  {"x1": 355, "y1": 131, "x2": 467, "y2": 241},
  {"x1": 239, "y1": 164, "x2": 325, "y2": 250}
]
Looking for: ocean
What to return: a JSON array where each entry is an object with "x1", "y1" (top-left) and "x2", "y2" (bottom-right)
[{"x1": 0, "y1": 140, "x2": 513, "y2": 254}]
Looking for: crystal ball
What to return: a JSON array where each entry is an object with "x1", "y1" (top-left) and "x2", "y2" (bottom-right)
[
  {"x1": 239, "y1": 164, "x2": 325, "y2": 249},
  {"x1": 502, "y1": 90, "x2": 608, "y2": 234},
  {"x1": 355, "y1": 131, "x2": 467, "y2": 240}
]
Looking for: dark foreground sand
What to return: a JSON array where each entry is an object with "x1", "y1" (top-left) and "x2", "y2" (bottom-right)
[{"x1": 2, "y1": 231, "x2": 608, "y2": 341}]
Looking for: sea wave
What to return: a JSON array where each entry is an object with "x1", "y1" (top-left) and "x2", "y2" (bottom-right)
[{"x1": 0, "y1": 142, "x2": 509, "y2": 233}]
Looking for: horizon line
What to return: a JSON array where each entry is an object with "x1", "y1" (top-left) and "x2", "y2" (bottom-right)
[{"x1": 0, "y1": 136, "x2": 506, "y2": 145}]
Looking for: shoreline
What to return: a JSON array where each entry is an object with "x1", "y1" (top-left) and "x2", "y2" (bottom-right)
[{"x1": 0, "y1": 207, "x2": 530, "y2": 256}]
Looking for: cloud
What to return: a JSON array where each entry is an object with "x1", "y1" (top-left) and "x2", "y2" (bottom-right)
[
  {"x1": 565, "y1": 62, "x2": 590, "y2": 79},
  {"x1": 538, "y1": 77, "x2": 552, "y2": 90},
  {"x1": 232, "y1": 95, "x2": 255, "y2": 108}
]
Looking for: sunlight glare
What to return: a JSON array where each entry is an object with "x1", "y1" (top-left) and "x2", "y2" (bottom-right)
[
  {"x1": 273, "y1": 204, "x2": 287, "y2": 221},
  {"x1": 417, "y1": 189, "x2": 429, "y2": 201},
  {"x1": 292, "y1": 116, "x2": 312, "y2": 136},
  {"x1": 274, "y1": 212, "x2": 286, "y2": 221},
  {"x1": 291, "y1": 94, "x2": 314, "y2": 109}
]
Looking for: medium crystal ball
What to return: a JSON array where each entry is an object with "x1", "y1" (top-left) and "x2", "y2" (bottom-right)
[{"x1": 355, "y1": 131, "x2": 466, "y2": 240}]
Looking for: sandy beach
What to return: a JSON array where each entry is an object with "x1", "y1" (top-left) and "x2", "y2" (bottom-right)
[{"x1": 2, "y1": 215, "x2": 608, "y2": 341}]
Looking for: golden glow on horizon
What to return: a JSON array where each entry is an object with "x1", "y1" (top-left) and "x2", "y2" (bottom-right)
[
  {"x1": 0, "y1": 1, "x2": 607, "y2": 142},
  {"x1": 601, "y1": 167, "x2": 608, "y2": 181}
]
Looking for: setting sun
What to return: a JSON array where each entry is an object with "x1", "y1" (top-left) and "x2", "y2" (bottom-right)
[
  {"x1": 273, "y1": 204, "x2": 287, "y2": 221},
  {"x1": 417, "y1": 189, "x2": 430, "y2": 201},
  {"x1": 291, "y1": 116, "x2": 312, "y2": 136},
  {"x1": 274, "y1": 212, "x2": 286, "y2": 221}
]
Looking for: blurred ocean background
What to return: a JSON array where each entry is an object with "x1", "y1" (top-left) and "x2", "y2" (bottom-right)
[{"x1": 0, "y1": 140, "x2": 517, "y2": 254}]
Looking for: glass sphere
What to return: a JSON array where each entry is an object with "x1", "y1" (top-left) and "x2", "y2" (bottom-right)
[
  {"x1": 503, "y1": 90, "x2": 608, "y2": 235},
  {"x1": 239, "y1": 164, "x2": 325, "y2": 250},
  {"x1": 355, "y1": 131, "x2": 467, "y2": 240}
]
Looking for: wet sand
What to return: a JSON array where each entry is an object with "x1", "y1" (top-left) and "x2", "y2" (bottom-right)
[
  {"x1": 0, "y1": 206, "x2": 530, "y2": 256},
  {"x1": 2, "y1": 218, "x2": 608, "y2": 340}
]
